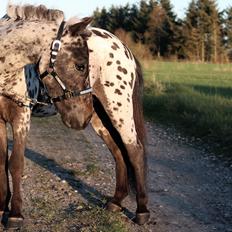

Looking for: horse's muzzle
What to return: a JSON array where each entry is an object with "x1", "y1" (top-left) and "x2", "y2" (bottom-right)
[{"x1": 62, "y1": 113, "x2": 92, "y2": 130}]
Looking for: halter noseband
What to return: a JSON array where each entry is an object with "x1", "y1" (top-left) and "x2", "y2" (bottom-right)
[{"x1": 40, "y1": 21, "x2": 92, "y2": 102}]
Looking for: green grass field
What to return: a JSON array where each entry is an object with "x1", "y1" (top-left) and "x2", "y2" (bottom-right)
[{"x1": 143, "y1": 61, "x2": 232, "y2": 157}]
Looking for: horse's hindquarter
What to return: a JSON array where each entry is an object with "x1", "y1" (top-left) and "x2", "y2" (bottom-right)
[{"x1": 88, "y1": 28, "x2": 138, "y2": 144}]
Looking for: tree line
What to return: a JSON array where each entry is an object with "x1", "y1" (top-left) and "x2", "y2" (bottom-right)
[{"x1": 92, "y1": 0, "x2": 232, "y2": 62}]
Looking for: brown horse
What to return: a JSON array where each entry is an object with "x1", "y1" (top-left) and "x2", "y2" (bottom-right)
[{"x1": 0, "y1": 5, "x2": 93, "y2": 229}]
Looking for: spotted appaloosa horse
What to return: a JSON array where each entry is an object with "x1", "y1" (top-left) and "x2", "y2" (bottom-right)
[
  {"x1": 83, "y1": 27, "x2": 150, "y2": 224},
  {"x1": 0, "y1": 5, "x2": 93, "y2": 228},
  {"x1": 0, "y1": 5, "x2": 150, "y2": 227}
]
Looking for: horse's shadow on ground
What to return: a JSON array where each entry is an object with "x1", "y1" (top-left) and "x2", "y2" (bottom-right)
[{"x1": 8, "y1": 141, "x2": 134, "y2": 220}]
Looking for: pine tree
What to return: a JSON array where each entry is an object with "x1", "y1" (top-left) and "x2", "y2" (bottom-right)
[
  {"x1": 145, "y1": 5, "x2": 167, "y2": 57},
  {"x1": 92, "y1": 8, "x2": 110, "y2": 30},
  {"x1": 107, "y1": 4, "x2": 131, "y2": 32},
  {"x1": 225, "y1": 7, "x2": 232, "y2": 48},
  {"x1": 182, "y1": 0, "x2": 201, "y2": 60},
  {"x1": 132, "y1": 0, "x2": 157, "y2": 43},
  {"x1": 159, "y1": 0, "x2": 180, "y2": 57},
  {"x1": 196, "y1": 0, "x2": 222, "y2": 62}
]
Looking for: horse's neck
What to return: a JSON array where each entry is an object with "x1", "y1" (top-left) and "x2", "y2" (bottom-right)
[
  {"x1": 0, "y1": 20, "x2": 57, "y2": 73},
  {"x1": 0, "y1": 20, "x2": 57, "y2": 99}
]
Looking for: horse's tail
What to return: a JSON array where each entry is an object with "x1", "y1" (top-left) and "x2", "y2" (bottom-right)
[
  {"x1": 126, "y1": 56, "x2": 147, "y2": 192},
  {"x1": 133, "y1": 57, "x2": 146, "y2": 147}
]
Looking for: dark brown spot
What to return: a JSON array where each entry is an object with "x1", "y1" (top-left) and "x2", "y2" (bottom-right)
[
  {"x1": 119, "y1": 119, "x2": 124, "y2": 123},
  {"x1": 124, "y1": 44, "x2": 133, "y2": 60},
  {"x1": 111, "y1": 45, "x2": 117, "y2": 50},
  {"x1": 113, "y1": 107, "x2": 118, "y2": 111},
  {"x1": 120, "y1": 85, "x2": 125, "y2": 89},
  {"x1": 113, "y1": 42, "x2": 120, "y2": 49},
  {"x1": 92, "y1": 29, "x2": 110, "y2": 39},
  {"x1": 0, "y1": 57, "x2": 5, "y2": 63},
  {"x1": 110, "y1": 82, "x2": 114, "y2": 87},
  {"x1": 116, "y1": 60, "x2": 121, "y2": 65},
  {"x1": 103, "y1": 32, "x2": 113, "y2": 38},
  {"x1": 118, "y1": 66, "x2": 128, "y2": 75},
  {"x1": 107, "y1": 61, "x2": 112, "y2": 66},
  {"x1": 118, "y1": 66, "x2": 122, "y2": 72},
  {"x1": 125, "y1": 50, "x2": 129, "y2": 59},
  {"x1": 116, "y1": 75, "x2": 122, "y2": 80},
  {"x1": 109, "y1": 53, "x2": 114, "y2": 58},
  {"x1": 122, "y1": 68, "x2": 128, "y2": 74},
  {"x1": 114, "y1": 89, "x2": 122, "y2": 95},
  {"x1": 117, "y1": 102, "x2": 122, "y2": 107},
  {"x1": 123, "y1": 81, "x2": 127, "y2": 85},
  {"x1": 129, "y1": 73, "x2": 134, "y2": 88}
]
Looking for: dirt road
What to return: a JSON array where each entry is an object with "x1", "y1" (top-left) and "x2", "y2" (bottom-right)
[{"x1": 5, "y1": 116, "x2": 232, "y2": 232}]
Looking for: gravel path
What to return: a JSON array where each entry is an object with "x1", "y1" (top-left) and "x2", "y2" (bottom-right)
[{"x1": 5, "y1": 116, "x2": 232, "y2": 232}]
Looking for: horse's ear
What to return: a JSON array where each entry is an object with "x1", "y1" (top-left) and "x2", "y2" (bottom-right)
[{"x1": 68, "y1": 17, "x2": 92, "y2": 36}]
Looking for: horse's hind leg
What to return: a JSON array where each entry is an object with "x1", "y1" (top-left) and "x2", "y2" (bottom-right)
[
  {"x1": 91, "y1": 111, "x2": 129, "y2": 211},
  {"x1": 0, "y1": 120, "x2": 8, "y2": 216},
  {"x1": 123, "y1": 141, "x2": 150, "y2": 225}
]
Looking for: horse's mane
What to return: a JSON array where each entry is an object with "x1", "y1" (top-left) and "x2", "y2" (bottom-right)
[{"x1": 7, "y1": 4, "x2": 64, "y2": 24}]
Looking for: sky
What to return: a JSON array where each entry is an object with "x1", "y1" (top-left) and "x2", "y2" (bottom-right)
[{"x1": 0, "y1": 0, "x2": 231, "y2": 19}]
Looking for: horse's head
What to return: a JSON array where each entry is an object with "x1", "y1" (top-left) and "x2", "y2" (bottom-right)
[{"x1": 39, "y1": 17, "x2": 93, "y2": 130}]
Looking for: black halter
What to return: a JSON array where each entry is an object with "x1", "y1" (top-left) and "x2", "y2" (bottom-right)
[{"x1": 40, "y1": 21, "x2": 92, "y2": 102}]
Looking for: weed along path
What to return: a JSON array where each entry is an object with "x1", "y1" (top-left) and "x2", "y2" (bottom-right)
[{"x1": 8, "y1": 116, "x2": 232, "y2": 232}]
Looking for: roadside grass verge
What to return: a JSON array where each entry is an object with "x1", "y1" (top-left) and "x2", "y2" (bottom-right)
[
  {"x1": 143, "y1": 61, "x2": 232, "y2": 158},
  {"x1": 25, "y1": 196, "x2": 127, "y2": 232}
]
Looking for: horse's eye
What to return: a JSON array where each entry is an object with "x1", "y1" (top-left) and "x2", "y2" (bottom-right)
[{"x1": 75, "y1": 64, "x2": 85, "y2": 72}]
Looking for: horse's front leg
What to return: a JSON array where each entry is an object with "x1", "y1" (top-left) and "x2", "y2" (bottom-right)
[
  {"x1": 8, "y1": 108, "x2": 30, "y2": 228},
  {"x1": 0, "y1": 120, "x2": 9, "y2": 217}
]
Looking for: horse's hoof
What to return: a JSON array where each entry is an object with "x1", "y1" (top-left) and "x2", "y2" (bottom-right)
[
  {"x1": 6, "y1": 217, "x2": 24, "y2": 229},
  {"x1": 135, "y1": 212, "x2": 150, "y2": 225},
  {"x1": 105, "y1": 202, "x2": 122, "y2": 212}
]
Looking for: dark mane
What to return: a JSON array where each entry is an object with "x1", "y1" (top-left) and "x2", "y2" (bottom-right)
[{"x1": 7, "y1": 4, "x2": 64, "y2": 23}]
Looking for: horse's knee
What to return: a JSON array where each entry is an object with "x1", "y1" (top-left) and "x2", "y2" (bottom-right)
[{"x1": 9, "y1": 154, "x2": 24, "y2": 177}]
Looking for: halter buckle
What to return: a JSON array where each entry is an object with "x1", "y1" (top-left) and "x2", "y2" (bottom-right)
[
  {"x1": 64, "y1": 90, "x2": 73, "y2": 99},
  {"x1": 52, "y1": 40, "x2": 62, "y2": 51}
]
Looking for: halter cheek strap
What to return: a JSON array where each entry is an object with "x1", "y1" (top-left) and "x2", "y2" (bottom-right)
[
  {"x1": 40, "y1": 21, "x2": 92, "y2": 102},
  {"x1": 49, "y1": 21, "x2": 65, "y2": 68}
]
